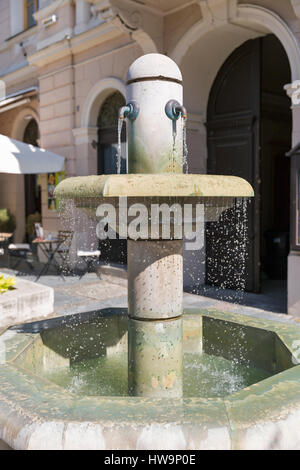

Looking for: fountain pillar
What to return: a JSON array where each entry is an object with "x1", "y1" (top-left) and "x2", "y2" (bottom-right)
[
  {"x1": 124, "y1": 54, "x2": 185, "y2": 397},
  {"x1": 128, "y1": 240, "x2": 183, "y2": 397},
  {"x1": 125, "y1": 53, "x2": 184, "y2": 174}
]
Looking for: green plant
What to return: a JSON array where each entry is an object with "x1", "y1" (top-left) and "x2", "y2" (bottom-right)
[
  {"x1": 26, "y1": 212, "x2": 41, "y2": 236},
  {"x1": 0, "y1": 209, "x2": 16, "y2": 233},
  {"x1": 0, "y1": 274, "x2": 16, "y2": 294}
]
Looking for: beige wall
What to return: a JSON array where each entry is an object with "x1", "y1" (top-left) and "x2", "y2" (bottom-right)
[
  {"x1": 164, "y1": 3, "x2": 202, "y2": 55},
  {"x1": 0, "y1": 98, "x2": 39, "y2": 242},
  {"x1": 38, "y1": 54, "x2": 75, "y2": 235},
  {"x1": 0, "y1": 174, "x2": 25, "y2": 242}
]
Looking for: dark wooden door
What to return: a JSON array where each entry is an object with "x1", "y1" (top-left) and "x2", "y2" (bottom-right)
[
  {"x1": 259, "y1": 35, "x2": 291, "y2": 281},
  {"x1": 206, "y1": 38, "x2": 261, "y2": 292}
]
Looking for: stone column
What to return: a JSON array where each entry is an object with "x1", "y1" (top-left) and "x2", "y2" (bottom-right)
[
  {"x1": 125, "y1": 54, "x2": 185, "y2": 397},
  {"x1": 125, "y1": 54, "x2": 184, "y2": 174},
  {"x1": 128, "y1": 239, "x2": 183, "y2": 397}
]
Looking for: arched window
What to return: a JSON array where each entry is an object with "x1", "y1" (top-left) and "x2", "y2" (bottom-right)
[
  {"x1": 97, "y1": 91, "x2": 127, "y2": 175},
  {"x1": 23, "y1": 119, "x2": 41, "y2": 222},
  {"x1": 23, "y1": 118, "x2": 39, "y2": 146}
]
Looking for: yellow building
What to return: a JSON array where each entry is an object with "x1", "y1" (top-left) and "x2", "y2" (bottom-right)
[{"x1": 0, "y1": 0, "x2": 300, "y2": 315}]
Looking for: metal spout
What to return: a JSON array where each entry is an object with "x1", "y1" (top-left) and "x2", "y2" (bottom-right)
[
  {"x1": 119, "y1": 101, "x2": 139, "y2": 121},
  {"x1": 175, "y1": 104, "x2": 187, "y2": 120},
  {"x1": 165, "y1": 100, "x2": 187, "y2": 121}
]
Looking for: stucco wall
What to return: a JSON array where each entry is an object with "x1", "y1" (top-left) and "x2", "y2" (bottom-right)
[
  {"x1": 164, "y1": 3, "x2": 202, "y2": 55},
  {"x1": 239, "y1": 0, "x2": 297, "y2": 24}
]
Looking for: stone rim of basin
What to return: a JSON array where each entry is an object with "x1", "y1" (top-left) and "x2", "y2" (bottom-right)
[
  {"x1": 54, "y1": 174, "x2": 254, "y2": 199},
  {"x1": 1, "y1": 309, "x2": 300, "y2": 450}
]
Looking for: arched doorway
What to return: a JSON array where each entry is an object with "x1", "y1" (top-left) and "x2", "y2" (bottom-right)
[
  {"x1": 23, "y1": 118, "x2": 41, "y2": 236},
  {"x1": 206, "y1": 35, "x2": 292, "y2": 293},
  {"x1": 97, "y1": 91, "x2": 127, "y2": 264},
  {"x1": 97, "y1": 91, "x2": 126, "y2": 174}
]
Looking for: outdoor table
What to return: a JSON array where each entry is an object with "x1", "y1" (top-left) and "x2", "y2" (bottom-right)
[{"x1": 32, "y1": 238, "x2": 66, "y2": 281}]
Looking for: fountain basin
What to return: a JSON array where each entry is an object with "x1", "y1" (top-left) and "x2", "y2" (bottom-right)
[
  {"x1": 1, "y1": 309, "x2": 300, "y2": 450},
  {"x1": 55, "y1": 174, "x2": 254, "y2": 233},
  {"x1": 54, "y1": 174, "x2": 254, "y2": 199}
]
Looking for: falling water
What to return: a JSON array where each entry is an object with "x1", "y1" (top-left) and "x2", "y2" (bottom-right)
[
  {"x1": 58, "y1": 197, "x2": 99, "y2": 275},
  {"x1": 117, "y1": 117, "x2": 124, "y2": 174},
  {"x1": 172, "y1": 120, "x2": 177, "y2": 173},
  {"x1": 183, "y1": 116, "x2": 189, "y2": 174},
  {"x1": 203, "y1": 197, "x2": 250, "y2": 305}
]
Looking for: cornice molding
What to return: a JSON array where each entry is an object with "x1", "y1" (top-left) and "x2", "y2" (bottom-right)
[
  {"x1": 1, "y1": 26, "x2": 38, "y2": 52},
  {"x1": 28, "y1": 0, "x2": 158, "y2": 67},
  {"x1": 90, "y1": 0, "x2": 159, "y2": 52},
  {"x1": 27, "y1": 38, "x2": 72, "y2": 68},
  {"x1": 27, "y1": 21, "x2": 122, "y2": 68},
  {"x1": 0, "y1": 64, "x2": 38, "y2": 88}
]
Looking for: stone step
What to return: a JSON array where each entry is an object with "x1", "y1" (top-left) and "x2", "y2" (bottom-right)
[{"x1": 0, "y1": 273, "x2": 54, "y2": 328}]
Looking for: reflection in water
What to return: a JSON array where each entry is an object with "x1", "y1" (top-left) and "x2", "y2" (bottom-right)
[{"x1": 40, "y1": 350, "x2": 270, "y2": 399}]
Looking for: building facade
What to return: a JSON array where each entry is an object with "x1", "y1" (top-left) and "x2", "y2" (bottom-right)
[{"x1": 0, "y1": 0, "x2": 300, "y2": 315}]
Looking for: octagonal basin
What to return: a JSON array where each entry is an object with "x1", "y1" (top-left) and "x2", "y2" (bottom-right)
[
  {"x1": 9, "y1": 311, "x2": 282, "y2": 399},
  {"x1": 1, "y1": 309, "x2": 300, "y2": 450}
]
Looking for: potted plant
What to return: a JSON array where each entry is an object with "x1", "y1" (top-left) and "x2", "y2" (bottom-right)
[{"x1": 0, "y1": 274, "x2": 16, "y2": 293}]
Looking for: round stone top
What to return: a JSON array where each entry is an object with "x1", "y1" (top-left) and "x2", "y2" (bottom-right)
[{"x1": 126, "y1": 53, "x2": 182, "y2": 83}]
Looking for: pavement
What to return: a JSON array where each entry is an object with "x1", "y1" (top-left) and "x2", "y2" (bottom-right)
[{"x1": 0, "y1": 259, "x2": 297, "y2": 326}]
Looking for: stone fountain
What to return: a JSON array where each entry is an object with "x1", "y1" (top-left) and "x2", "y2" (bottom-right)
[
  {"x1": 1, "y1": 54, "x2": 300, "y2": 450},
  {"x1": 55, "y1": 54, "x2": 253, "y2": 399}
]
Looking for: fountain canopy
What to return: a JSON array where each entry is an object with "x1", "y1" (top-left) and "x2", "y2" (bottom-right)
[{"x1": 54, "y1": 174, "x2": 254, "y2": 200}]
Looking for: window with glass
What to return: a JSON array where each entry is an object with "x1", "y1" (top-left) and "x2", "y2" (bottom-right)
[{"x1": 24, "y1": 0, "x2": 39, "y2": 29}]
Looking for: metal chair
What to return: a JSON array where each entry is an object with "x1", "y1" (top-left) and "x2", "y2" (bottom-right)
[
  {"x1": 8, "y1": 243, "x2": 34, "y2": 274},
  {"x1": 0, "y1": 233, "x2": 13, "y2": 263},
  {"x1": 76, "y1": 249, "x2": 101, "y2": 279},
  {"x1": 56, "y1": 231, "x2": 74, "y2": 273}
]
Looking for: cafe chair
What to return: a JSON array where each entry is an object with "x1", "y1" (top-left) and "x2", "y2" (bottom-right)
[
  {"x1": 8, "y1": 243, "x2": 34, "y2": 274},
  {"x1": 56, "y1": 231, "x2": 74, "y2": 273},
  {"x1": 76, "y1": 249, "x2": 101, "y2": 279}
]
